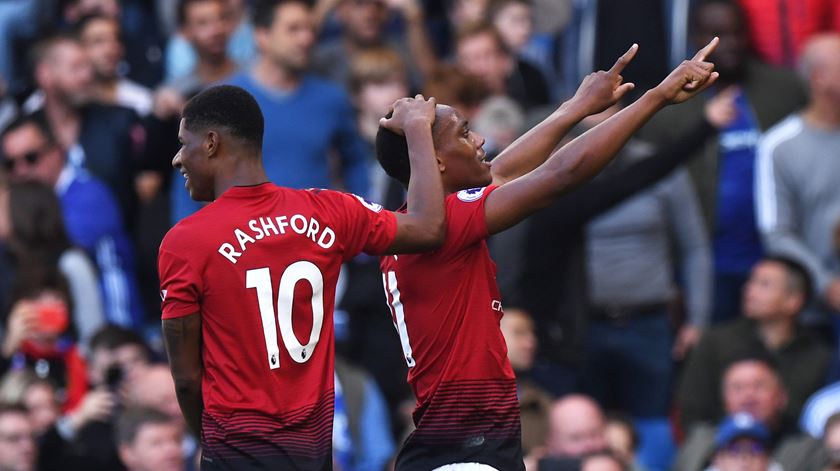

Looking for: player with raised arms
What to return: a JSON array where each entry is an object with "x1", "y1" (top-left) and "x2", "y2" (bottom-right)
[
  {"x1": 377, "y1": 38, "x2": 721, "y2": 471},
  {"x1": 158, "y1": 85, "x2": 445, "y2": 470}
]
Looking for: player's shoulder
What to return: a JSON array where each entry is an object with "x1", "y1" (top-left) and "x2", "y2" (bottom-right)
[
  {"x1": 448, "y1": 186, "x2": 497, "y2": 207},
  {"x1": 304, "y1": 188, "x2": 385, "y2": 212}
]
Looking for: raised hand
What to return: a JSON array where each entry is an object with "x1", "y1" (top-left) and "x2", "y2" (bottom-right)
[
  {"x1": 572, "y1": 44, "x2": 638, "y2": 115},
  {"x1": 654, "y1": 37, "x2": 720, "y2": 105},
  {"x1": 379, "y1": 94, "x2": 437, "y2": 135}
]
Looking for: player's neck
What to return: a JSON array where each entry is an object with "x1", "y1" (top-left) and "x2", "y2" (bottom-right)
[{"x1": 215, "y1": 158, "x2": 269, "y2": 196}]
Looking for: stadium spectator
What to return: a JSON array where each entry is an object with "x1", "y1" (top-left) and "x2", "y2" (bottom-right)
[
  {"x1": 454, "y1": 22, "x2": 551, "y2": 111},
  {"x1": 487, "y1": 0, "x2": 556, "y2": 96},
  {"x1": 508, "y1": 88, "x2": 736, "y2": 389},
  {"x1": 76, "y1": 14, "x2": 154, "y2": 117},
  {"x1": 604, "y1": 414, "x2": 646, "y2": 471},
  {"x1": 737, "y1": 0, "x2": 840, "y2": 68},
  {"x1": 639, "y1": 0, "x2": 808, "y2": 324},
  {"x1": 545, "y1": 395, "x2": 608, "y2": 459},
  {"x1": 422, "y1": 65, "x2": 491, "y2": 122},
  {"x1": 499, "y1": 307, "x2": 552, "y2": 454},
  {"x1": 708, "y1": 413, "x2": 780, "y2": 471},
  {"x1": 581, "y1": 103, "x2": 711, "y2": 469},
  {"x1": 333, "y1": 358, "x2": 395, "y2": 471},
  {"x1": 0, "y1": 181, "x2": 105, "y2": 348},
  {"x1": 115, "y1": 407, "x2": 183, "y2": 471},
  {"x1": 86, "y1": 324, "x2": 151, "y2": 390},
  {"x1": 677, "y1": 257, "x2": 832, "y2": 430},
  {"x1": 164, "y1": 0, "x2": 255, "y2": 82},
  {"x1": 171, "y1": 0, "x2": 372, "y2": 221},
  {"x1": 580, "y1": 451, "x2": 627, "y2": 471},
  {"x1": 756, "y1": 34, "x2": 840, "y2": 336},
  {"x1": 0, "y1": 404, "x2": 36, "y2": 471},
  {"x1": 674, "y1": 357, "x2": 825, "y2": 471},
  {"x1": 0, "y1": 114, "x2": 143, "y2": 328},
  {"x1": 24, "y1": 34, "x2": 147, "y2": 229},
  {"x1": 0, "y1": 370, "x2": 60, "y2": 436},
  {"x1": 825, "y1": 413, "x2": 840, "y2": 470},
  {"x1": 313, "y1": 0, "x2": 436, "y2": 88},
  {"x1": 800, "y1": 381, "x2": 840, "y2": 439},
  {"x1": 124, "y1": 364, "x2": 197, "y2": 468},
  {"x1": 0, "y1": 276, "x2": 87, "y2": 412}
]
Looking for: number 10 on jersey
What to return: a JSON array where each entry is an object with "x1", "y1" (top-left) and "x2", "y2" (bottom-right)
[{"x1": 246, "y1": 262, "x2": 325, "y2": 370}]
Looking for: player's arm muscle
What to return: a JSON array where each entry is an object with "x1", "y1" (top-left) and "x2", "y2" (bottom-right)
[
  {"x1": 383, "y1": 101, "x2": 446, "y2": 254},
  {"x1": 484, "y1": 39, "x2": 720, "y2": 235},
  {"x1": 490, "y1": 45, "x2": 639, "y2": 186},
  {"x1": 162, "y1": 313, "x2": 203, "y2": 437}
]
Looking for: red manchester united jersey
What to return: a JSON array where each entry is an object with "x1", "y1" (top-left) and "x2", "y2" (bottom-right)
[
  {"x1": 380, "y1": 186, "x2": 523, "y2": 471},
  {"x1": 159, "y1": 183, "x2": 396, "y2": 470}
]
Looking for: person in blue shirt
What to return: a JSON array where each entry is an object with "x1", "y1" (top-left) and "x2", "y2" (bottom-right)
[
  {"x1": 0, "y1": 113, "x2": 143, "y2": 329},
  {"x1": 170, "y1": 0, "x2": 370, "y2": 223}
]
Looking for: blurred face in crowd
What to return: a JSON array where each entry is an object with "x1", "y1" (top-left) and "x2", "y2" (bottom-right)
[
  {"x1": 128, "y1": 366, "x2": 183, "y2": 424},
  {"x1": 88, "y1": 342, "x2": 150, "y2": 388},
  {"x1": 456, "y1": 31, "x2": 512, "y2": 94},
  {"x1": 432, "y1": 105, "x2": 491, "y2": 192},
  {"x1": 742, "y1": 261, "x2": 802, "y2": 322},
  {"x1": 0, "y1": 411, "x2": 35, "y2": 471},
  {"x1": 337, "y1": 0, "x2": 388, "y2": 47},
  {"x1": 581, "y1": 454, "x2": 624, "y2": 471},
  {"x1": 692, "y1": 1, "x2": 748, "y2": 80},
  {"x1": 0, "y1": 123, "x2": 64, "y2": 188},
  {"x1": 255, "y1": 1, "x2": 316, "y2": 75},
  {"x1": 825, "y1": 419, "x2": 840, "y2": 468},
  {"x1": 119, "y1": 421, "x2": 183, "y2": 471},
  {"x1": 22, "y1": 383, "x2": 60, "y2": 436},
  {"x1": 722, "y1": 361, "x2": 787, "y2": 427},
  {"x1": 492, "y1": 1, "x2": 533, "y2": 53},
  {"x1": 547, "y1": 395, "x2": 607, "y2": 458},
  {"x1": 356, "y1": 76, "x2": 408, "y2": 118},
  {"x1": 450, "y1": 0, "x2": 489, "y2": 26},
  {"x1": 713, "y1": 437, "x2": 770, "y2": 471},
  {"x1": 182, "y1": 0, "x2": 231, "y2": 60},
  {"x1": 37, "y1": 40, "x2": 94, "y2": 107},
  {"x1": 604, "y1": 420, "x2": 636, "y2": 466},
  {"x1": 500, "y1": 308, "x2": 537, "y2": 372},
  {"x1": 79, "y1": 17, "x2": 123, "y2": 80},
  {"x1": 801, "y1": 35, "x2": 840, "y2": 105},
  {"x1": 65, "y1": 0, "x2": 119, "y2": 21}
]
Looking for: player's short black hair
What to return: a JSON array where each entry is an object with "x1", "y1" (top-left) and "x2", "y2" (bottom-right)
[
  {"x1": 252, "y1": 0, "x2": 312, "y2": 30},
  {"x1": 761, "y1": 255, "x2": 813, "y2": 304},
  {"x1": 182, "y1": 85, "x2": 264, "y2": 152},
  {"x1": 177, "y1": 0, "x2": 224, "y2": 26},
  {"x1": 376, "y1": 115, "x2": 412, "y2": 188}
]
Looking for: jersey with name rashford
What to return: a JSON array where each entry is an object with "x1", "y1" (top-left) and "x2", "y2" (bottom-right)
[
  {"x1": 158, "y1": 183, "x2": 396, "y2": 470},
  {"x1": 380, "y1": 186, "x2": 523, "y2": 471}
]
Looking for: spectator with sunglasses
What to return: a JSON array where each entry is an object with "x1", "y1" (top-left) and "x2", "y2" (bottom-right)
[{"x1": 0, "y1": 113, "x2": 143, "y2": 330}]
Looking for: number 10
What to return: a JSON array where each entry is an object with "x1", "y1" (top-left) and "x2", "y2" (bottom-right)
[{"x1": 246, "y1": 261, "x2": 325, "y2": 370}]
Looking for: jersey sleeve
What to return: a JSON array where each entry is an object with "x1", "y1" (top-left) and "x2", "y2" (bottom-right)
[
  {"x1": 323, "y1": 191, "x2": 398, "y2": 258},
  {"x1": 442, "y1": 185, "x2": 499, "y2": 252},
  {"x1": 158, "y1": 243, "x2": 202, "y2": 319}
]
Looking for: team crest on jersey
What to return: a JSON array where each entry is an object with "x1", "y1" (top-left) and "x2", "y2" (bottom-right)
[
  {"x1": 352, "y1": 194, "x2": 383, "y2": 212},
  {"x1": 457, "y1": 187, "x2": 486, "y2": 202}
]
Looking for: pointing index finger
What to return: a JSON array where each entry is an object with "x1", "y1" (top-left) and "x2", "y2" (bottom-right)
[
  {"x1": 609, "y1": 44, "x2": 639, "y2": 75},
  {"x1": 692, "y1": 36, "x2": 719, "y2": 62}
]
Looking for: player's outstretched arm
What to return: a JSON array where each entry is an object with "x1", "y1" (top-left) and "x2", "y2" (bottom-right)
[
  {"x1": 163, "y1": 314, "x2": 203, "y2": 437},
  {"x1": 490, "y1": 44, "x2": 638, "y2": 186},
  {"x1": 382, "y1": 95, "x2": 447, "y2": 253},
  {"x1": 483, "y1": 37, "x2": 720, "y2": 235}
]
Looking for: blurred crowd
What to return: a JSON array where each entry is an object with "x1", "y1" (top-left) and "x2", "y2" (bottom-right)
[{"x1": 0, "y1": 0, "x2": 838, "y2": 470}]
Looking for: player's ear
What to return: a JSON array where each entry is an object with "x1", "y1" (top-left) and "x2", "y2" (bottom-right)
[{"x1": 205, "y1": 130, "x2": 219, "y2": 158}]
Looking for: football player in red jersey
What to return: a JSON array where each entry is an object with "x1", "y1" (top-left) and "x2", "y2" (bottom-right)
[
  {"x1": 158, "y1": 85, "x2": 446, "y2": 470},
  {"x1": 376, "y1": 39, "x2": 721, "y2": 471}
]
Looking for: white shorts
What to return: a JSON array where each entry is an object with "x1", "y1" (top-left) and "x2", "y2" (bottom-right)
[{"x1": 432, "y1": 464, "x2": 499, "y2": 471}]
